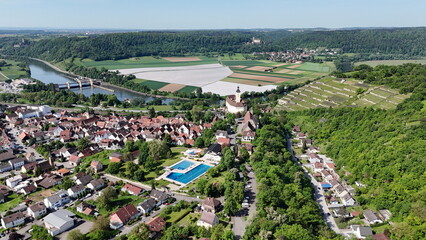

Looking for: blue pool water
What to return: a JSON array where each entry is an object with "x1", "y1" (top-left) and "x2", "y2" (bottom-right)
[
  {"x1": 167, "y1": 164, "x2": 212, "y2": 184},
  {"x1": 171, "y1": 160, "x2": 194, "y2": 170}
]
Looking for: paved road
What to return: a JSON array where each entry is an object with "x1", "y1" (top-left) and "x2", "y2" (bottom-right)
[
  {"x1": 285, "y1": 134, "x2": 341, "y2": 234},
  {"x1": 232, "y1": 165, "x2": 258, "y2": 240}
]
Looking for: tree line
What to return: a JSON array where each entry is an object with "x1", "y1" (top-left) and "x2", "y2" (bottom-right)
[{"x1": 2, "y1": 28, "x2": 426, "y2": 62}]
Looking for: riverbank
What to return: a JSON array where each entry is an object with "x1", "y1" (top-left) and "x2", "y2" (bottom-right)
[
  {"x1": 29, "y1": 58, "x2": 78, "y2": 78},
  {"x1": 30, "y1": 57, "x2": 189, "y2": 101}
]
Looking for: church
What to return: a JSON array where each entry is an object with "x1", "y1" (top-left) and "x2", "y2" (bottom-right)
[{"x1": 225, "y1": 86, "x2": 247, "y2": 113}]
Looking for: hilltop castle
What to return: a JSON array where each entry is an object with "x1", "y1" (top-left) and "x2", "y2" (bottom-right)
[{"x1": 226, "y1": 86, "x2": 247, "y2": 113}]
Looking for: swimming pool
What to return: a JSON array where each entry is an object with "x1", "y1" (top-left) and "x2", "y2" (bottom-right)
[
  {"x1": 167, "y1": 164, "x2": 212, "y2": 184},
  {"x1": 170, "y1": 160, "x2": 194, "y2": 170}
]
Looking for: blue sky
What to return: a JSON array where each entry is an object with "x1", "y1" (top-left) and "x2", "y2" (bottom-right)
[{"x1": 0, "y1": 0, "x2": 425, "y2": 29}]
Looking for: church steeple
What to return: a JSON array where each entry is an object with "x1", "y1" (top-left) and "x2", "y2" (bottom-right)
[{"x1": 235, "y1": 86, "x2": 241, "y2": 103}]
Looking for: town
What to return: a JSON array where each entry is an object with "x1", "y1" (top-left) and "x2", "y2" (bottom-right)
[{"x1": 0, "y1": 87, "x2": 260, "y2": 239}]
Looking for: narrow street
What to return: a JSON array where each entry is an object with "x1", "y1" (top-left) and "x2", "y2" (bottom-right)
[
  {"x1": 285, "y1": 134, "x2": 341, "y2": 234},
  {"x1": 232, "y1": 165, "x2": 258, "y2": 240}
]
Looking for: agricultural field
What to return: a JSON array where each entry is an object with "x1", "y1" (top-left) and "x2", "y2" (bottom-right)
[
  {"x1": 120, "y1": 64, "x2": 233, "y2": 87},
  {"x1": 0, "y1": 59, "x2": 29, "y2": 80},
  {"x1": 355, "y1": 59, "x2": 426, "y2": 67},
  {"x1": 71, "y1": 55, "x2": 334, "y2": 95},
  {"x1": 276, "y1": 77, "x2": 410, "y2": 112},
  {"x1": 74, "y1": 56, "x2": 218, "y2": 70}
]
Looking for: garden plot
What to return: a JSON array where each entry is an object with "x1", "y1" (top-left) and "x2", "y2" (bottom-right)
[{"x1": 116, "y1": 64, "x2": 233, "y2": 87}]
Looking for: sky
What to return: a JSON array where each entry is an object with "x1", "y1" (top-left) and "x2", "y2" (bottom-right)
[{"x1": 0, "y1": 0, "x2": 425, "y2": 30}]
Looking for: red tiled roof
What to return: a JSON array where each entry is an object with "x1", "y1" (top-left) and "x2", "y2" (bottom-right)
[
  {"x1": 122, "y1": 183, "x2": 143, "y2": 195},
  {"x1": 146, "y1": 216, "x2": 166, "y2": 233}
]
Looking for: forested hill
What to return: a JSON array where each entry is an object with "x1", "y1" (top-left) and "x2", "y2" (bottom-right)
[
  {"x1": 275, "y1": 28, "x2": 426, "y2": 56},
  {"x1": 2, "y1": 28, "x2": 426, "y2": 61},
  {"x1": 285, "y1": 64, "x2": 426, "y2": 239}
]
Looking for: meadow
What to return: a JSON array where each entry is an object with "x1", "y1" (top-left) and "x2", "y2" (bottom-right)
[{"x1": 0, "y1": 59, "x2": 29, "y2": 80}]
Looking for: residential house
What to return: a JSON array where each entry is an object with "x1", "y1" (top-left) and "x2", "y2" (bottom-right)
[
  {"x1": 43, "y1": 209, "x2": 76, "y2": 236},
  {"x1": 206, "y1": 143, "x2": 222, "y2": 156},
  {"x1": 68, "y1": 154, "x2": 81, "y2": 167},
  {"x1": 0, "y1": 150, "x2": 16, "y2": 163},
  {"x1": 109, "y1": 204, "x2": 140, "y2": 229},
  {"x1": 122, "y1": 183, "x2": 144, "y2": 196},
  {"x1": 372, "y1": 232, "x2": 391, "y2": 240},
  {"x1": 379, "y1": 209, "x2": 392, "y2": 221},
  {"x1": 75, "y1": 174, "x2": 93, "y2": 185},
  {"x1": 313, "y1": 162, "x2": 324, "y2": 172},
  {"x1": 9, "y1": 157, "x2": 26, "y2": 170},
  {"x1": 1, "y1": 212, "x2": 25, "y2": 228},
  {"x1": 197, "y1": 212, "x2": 219, "y2": 228},
  {"x1": 21, "y1": 162, "x2": 37, "y2": 173},
  {"x1": 217, "y1": 137, "x2": 230, "y2": 147},
  {"x1": 350, "y1": 225, "x2": 373, "y2": 239},
  {"x1": 57, "y1": 168, "x2": 70, "y2": 177},
  {"x1": 90, "y1": 161, "x2": 103, "y2": 173},
  {"x1": 109, "y1": 152, "x2": 123, "y2": 163},
  {"x1": 67, "y1": 184, "x2": 86, "y2": 198},
  {"x1": 6, "y1": 175, "x2": 25, "y2": 188},
  {"x1": 137, "y1": 198, "x2": 157, "y2": 215},
  {"x1": 215, "y1": 130, "x2": 228, "y2": 139},
  {"x1": 291, "y1": 126, "x2": 301, "y2": 135},
  {"x1": 363, "y1": 210, "x2": 383, "y2": 225},
  {"x1": 150, "y1": 189, "x2": 170, "y2": 206},
  {"x1": 201, "y1": 197, "x2": 221, "y2": 213},
  {"x1": 20, "y1": 184, "x2": 37, "y2": 195},
  {"x1": 341, "y1": 193, "x2": 356, "y2": 206},
  {"x1": 145, "y1": 216, "x2": 166, "y2": 237},
  {"x1": 87, "y1": 179, "x2": 105, "y2": 191},
  {"x1": 38, "y1": 174, "x2": 62, "y2": 189},
  {"x1": 0, "y1": 163, "x2": 12, "y2": 173},
  {"x1": 27, "y1": 202, "x2": 47, "y2": 218},
  {"x1": 241, "y1": 130, "x2": 256, "y2": 142},
  {"x1": 76, "y1": 202, "x2": 96, "y2": 215},
  {"x1": 44, "y1": 190, "x2": 70, "y2": 209}
]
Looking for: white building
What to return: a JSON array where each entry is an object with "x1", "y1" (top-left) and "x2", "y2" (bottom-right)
[
  {"x1": 28, "y1": 202, "x2": 47, "y2": 218},
  {"x1": 43, "y1": 209, "x2": 75, "y2": 236},
  {"x1": 44, "y1": 190, "x2": 70, "y2": 209},
  {"x1": 226, "y1": 86, "x2": 247, "y2": 113},
  {"x1": 1, "y1": 212, "x2": 25, "y2": 228},
  {"x1": 197, "y1": 212, "x2": 219, "y2": 228},
  {"x1": 6, "y1": 175, "x2": 24, "y2": 188}
]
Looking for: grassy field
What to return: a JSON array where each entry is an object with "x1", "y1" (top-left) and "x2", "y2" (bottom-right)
[
  {"x1": 0, "y1": 193, "x2": 22, "y2": 212},
  {"x1": 276, "y1": 77, "x2": 410, "y2": 112},
  {"x1": 177, "y1": 86, "x2": 199, "y2": 94},
  {"x1": 75, "y1": 56, "x2": 218, "y2": 70},
  {"x1": 0, "y1": 59, "x2": 29, "y2": 80},
  {"x1": 355, "y1": 59, "x2": 426, "y2": 67},
  {"x1": 133, "y1": 79, "x2": 169, "y2": 90}
]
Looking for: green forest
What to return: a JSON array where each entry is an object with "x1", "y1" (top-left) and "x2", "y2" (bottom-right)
[
  {"x1": 2, "y1": 28, "x2": 426, "y2": 62},
  {"x1": 244, "y1": 115, "x2": 342, "y2": 240},
  {"x1": 284, "y1": 64, "x2": 426, "y2": 239}
]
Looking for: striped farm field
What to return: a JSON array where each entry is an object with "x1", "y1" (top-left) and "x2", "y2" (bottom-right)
[
  {"x1": 177, "y1": 86, "x2": 200, "y2": 94},
  {"x1": 163, "y1": 57, "x2": 202, "y2": 62},
  {"x1": 158, "y1": 83, "x2": 186, "y2": 92},
  {"x1": 230, "y1": 73, "x2": 290, "y2": 83},
  {"x1": 222, "y1": 77, "x2": 273, "y2": 86}
]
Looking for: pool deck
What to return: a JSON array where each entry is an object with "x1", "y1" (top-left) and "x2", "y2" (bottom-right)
[{"x1": 157, "y1": 158, "x2": 214, "y2": 188}]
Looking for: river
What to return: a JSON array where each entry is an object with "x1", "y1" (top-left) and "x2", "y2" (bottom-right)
[{"x1": 28, "y1": 59, "x2": 173, "y2": 103}]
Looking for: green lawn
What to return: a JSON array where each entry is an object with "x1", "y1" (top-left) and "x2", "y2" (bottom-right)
[
  {"x1": 0, "y1": 193, "x2": 22, "y2": 212},
  {"x1": 166, "y1": 209, "x2": 191, "y2": 224},
  {"x1": 177, "y1": 212, "x2": 200, "y2": 226},
  {"x1": 93, "y1": 194, "x2": 145, "y2": 216}
]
